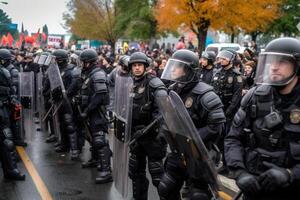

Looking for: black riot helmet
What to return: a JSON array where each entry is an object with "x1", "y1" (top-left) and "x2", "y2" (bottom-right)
[
  {"x1": 128, "y1": 52, "x2": 149, "y2": 70},
  {"x1": 255, "y1": 37, "x2": 300, "y2": 86},
  {"x1": 161, "y1": 49, "x2": 199, "y2": 83},
  {"x1": 118, "y1": 55, "x2": 130, "y2": 72},
  {"x1": 0, "y1": 49, "x2": 12, "y2": 67},
  {"x1": 201, "y1": 51, "x2": 216, "y2": 65},
  {"x1": 79, "y1": 48, "x2": 98, "y2": 63},
  {"x1": 52, "y1": 49, "x2": 68, "y2": 65}
]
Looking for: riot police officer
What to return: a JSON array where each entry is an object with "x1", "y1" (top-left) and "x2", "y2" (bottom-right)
[
  {"x1": 79, "y1": 49, "x2": 113, "y2": 184},
  {"x1": 0, "y1": 49, "x2": 25, "y2": 147},
  {"x1": 51, "y1": 49, "x2": 79, "y2": 159},
  {"x1": 199, "y1": 51, "x2": 216, "y2": 85},
  {"x1": 212, "y1": 50, "x2": 243, "y2": 134},
  {"x1": 158, "y1": 49, "x2": 225, "y2": 200},
  {"x1": 0, "y1": 57, "x2": 25, "y2": 180},
  {"x1": 225, "y1": 37, "x2": 300, "y2": 200},
  {"x1": 128, "y1": 52, "x2": 167, "y2": 200}
]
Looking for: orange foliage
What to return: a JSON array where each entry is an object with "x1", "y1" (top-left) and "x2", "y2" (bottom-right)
[{"x1": 155, "y1": 0, "x2": 282, "y2": 35}]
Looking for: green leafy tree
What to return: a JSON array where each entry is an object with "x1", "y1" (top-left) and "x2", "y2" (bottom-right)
[
  {"x1": 0, "y1": 9, "x2": 18, "y2": 38},
  {"x1": 115, "y1": 0, "x2": 158, "y2": 40},
  {"x1": 266, "y1": 0, "x2": 300, "y2": 36}
]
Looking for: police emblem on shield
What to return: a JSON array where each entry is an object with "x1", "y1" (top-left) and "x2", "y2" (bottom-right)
[{"x1": 290, "y1": 109, "x2": 300, "y2": 124}]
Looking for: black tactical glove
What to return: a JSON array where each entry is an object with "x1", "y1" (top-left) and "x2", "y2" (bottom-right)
[
  {"x1": 236, "y1": 170, "x2": 261, "y2": 195},
  {"x1": 258, "y1": 161, "x2": 291, "y2": 192}
]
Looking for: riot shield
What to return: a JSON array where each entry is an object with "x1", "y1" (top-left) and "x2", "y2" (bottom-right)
[
  {"x1": 112, "y1": 71, "x2": 133, "y2": 198},
  {"x1": 36, "y1": 71, "x2": 47, "y2": 132},
  {"x1": 156, "y1": 90, "x2": 219, "y2": 197},
  {"x1": 46, "y1": 57, "x2": 65, "y2": 143},
  {"x1": 19, "y1": 72, "x2": 35, "y2": 141}
]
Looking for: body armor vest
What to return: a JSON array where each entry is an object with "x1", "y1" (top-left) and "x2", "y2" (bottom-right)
[{"x1": 245, "y1": 85, "x2": 300, "y2": 174}]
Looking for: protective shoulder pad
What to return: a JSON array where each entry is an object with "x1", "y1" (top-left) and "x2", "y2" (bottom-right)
[
  {"x1": 71, "y1": 67, "x2": 82, "y2": 78},
  {"x1": 67, "y1": 64, "x2": 75, "y2": 70},
  {"x1": 92, "y1": 70, "x2": 107, "y2": 83},
  {"x1": 149, "y1": 77, "x2": 165, "y2": 89},
  {"x1": 1, "y1": 67, "x2": 11, "y2": 79},
  {"x1": 200, "y1": 91, "x2": 224, "y2": 111},
  {"x1": 6, "y1": 64, "x2": 14, "y2": 71},
  {"x1": 192, "y1": 82, "x2": 213, "y2": 95},
  {"x1": 254, "y1": 85, "x2": 272, "y2": 96}
]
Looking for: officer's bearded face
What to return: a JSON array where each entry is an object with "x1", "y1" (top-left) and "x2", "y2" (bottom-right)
[
  {"x1": 171, "y1": 65, "x2": 186, "y2": 80},
  {"x1": 269, "y1": 60, "x2": 294, "y2": 82},
  {"x1": 132, "y1": 63, "x2": 145, "y2": 77}
]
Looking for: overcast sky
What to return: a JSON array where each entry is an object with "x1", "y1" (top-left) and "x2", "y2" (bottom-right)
[{"x1": 1, "y1": 0, "x2": 69, "y2": 35}]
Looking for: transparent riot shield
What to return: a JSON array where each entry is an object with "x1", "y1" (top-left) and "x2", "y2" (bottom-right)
[
  {"x1": 36, "y1": 71, "x2": 47, "y2": 132},
  {"x1": 113, "y1": 71, "x2": 133, "y2": 198},
  {"x1": 19, "y1": 72, "x2": 35, "y2": 141},
  {"x1": 156, "y1": 90, "x2": 219, "y2": 197},
  {"x1": 46, "y1": 56, "x2": 65, "y2": 143}
]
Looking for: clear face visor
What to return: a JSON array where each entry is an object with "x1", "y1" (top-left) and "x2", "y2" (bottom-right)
[
  {"x1": 33, "y1": 55, "x2": 40, "y2": 63},
  {"x1": 255, "y1": 52, "x2": 297, "y2": 86},
  {"x1": 37, "y1": 55, "x2": 48, "y2": 65},
  {"x1": 161, "y1": 59, "x2": 192, "y2": 83}
]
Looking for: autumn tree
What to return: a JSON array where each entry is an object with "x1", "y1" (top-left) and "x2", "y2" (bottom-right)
[
  {"x1": 155, "y1": 0, "x2": 282, "y2": 53},
  {"x1": 64, "y1": 0, "x2": 119, "y2": 50}
]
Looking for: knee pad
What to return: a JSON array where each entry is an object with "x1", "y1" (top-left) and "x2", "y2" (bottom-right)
[
  {"x1": 190, "y1": 188, "x2": 210, "y2": 200},
  {"x1": 158, "y1": 173, "x2": 181, "y2": 198},
  {"x1": 3, "y1": 139, "x2": 14, "y2": 151},
  {"x1": 92, "y1": 131, "x2": 106, "y2": 149},
  {"x1": 63, "y1": 113, "x2": 73, "y2": 123},
  {"x1": 2, "y1": 127, "x2": 12, "y2": 139},
  {"x1": 148, "y1": 161, "x2": 163, "y2": 187}
]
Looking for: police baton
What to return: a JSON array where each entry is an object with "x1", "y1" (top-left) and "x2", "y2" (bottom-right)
[{"x1": 129, "y1": 116, "x2": 162, "y2": 147}]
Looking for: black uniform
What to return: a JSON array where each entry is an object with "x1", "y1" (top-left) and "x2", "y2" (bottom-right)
[
  {"x1": 225, "y1": 37, "x2": 300, "y2": 200},
  {"x1": 157, "y1": 50, "x2": 225, "y2": 200},
  {"x1": 212, "y1": 66, "x2": 243, "y2": 134},
  {"x1": 128, "y1": 52, "x2": 167, "y2": 200},
  {"x1": 0, "y1": 66, "x2": 25, "y2": 180},
  {"x1": 79, "y1": 48, "x2": 112, "y2": 184}
]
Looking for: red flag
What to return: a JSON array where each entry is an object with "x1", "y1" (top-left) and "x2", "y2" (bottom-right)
[
  {"x1": 25, "y1": 36, "x2": 34, "y2": 44},
  {"x1": 1, "y1": 35, "x2": 8, "y2": 46},
  {"x1": 33, "y1": 28, "x2": 40, "y2": 41},
  {"x1": 41, "y1": 32, "x2": 47, "y2": 41},
  {"x1": 6, "y1": 33, "x2": 14, "y2": 47}
]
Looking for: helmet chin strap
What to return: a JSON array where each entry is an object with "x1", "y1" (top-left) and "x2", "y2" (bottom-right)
[{"x1": 273, "y1": 73, "x2": 297, "y2": 90}]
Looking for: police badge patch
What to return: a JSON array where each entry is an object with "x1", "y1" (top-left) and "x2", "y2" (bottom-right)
[
  {"x1": 237, "y1": 76, "x2": 243, "y2": 83},
  {"x1": 185, "y1": 97, "x2": 193, "y2": 108},
  {"x1": 138, "y1": 86, "x2": 145, "y2": 94},
  {"x1": 227, "y1": 77, "x2": 233, "y2": 84},
  {"x1": 290, "y1": 109, "x2": 300, "y2": 124}
]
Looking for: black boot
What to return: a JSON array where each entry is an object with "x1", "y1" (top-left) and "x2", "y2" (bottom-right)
[
  {"x1": 46, "y1": 134, "x2": 57, "y2": 143},
  {"x1": 69, "y1": 132, "x2": 79, "y2": 160},
  {"x1": 82, "y1": 148, "x2": 100, "y2": 168},
  {"x1": 132, "y1": 175, "x2": 149, "y2": 200},
  {"x1": 95, "y1": 147, "x2": 113, "y2": 184},
  {"x1": 1, "y1": 139, "x2": 25, "y2": 181},
  {"x1": 4, "y1": 169, "x2": 25, "y2": 181}
]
